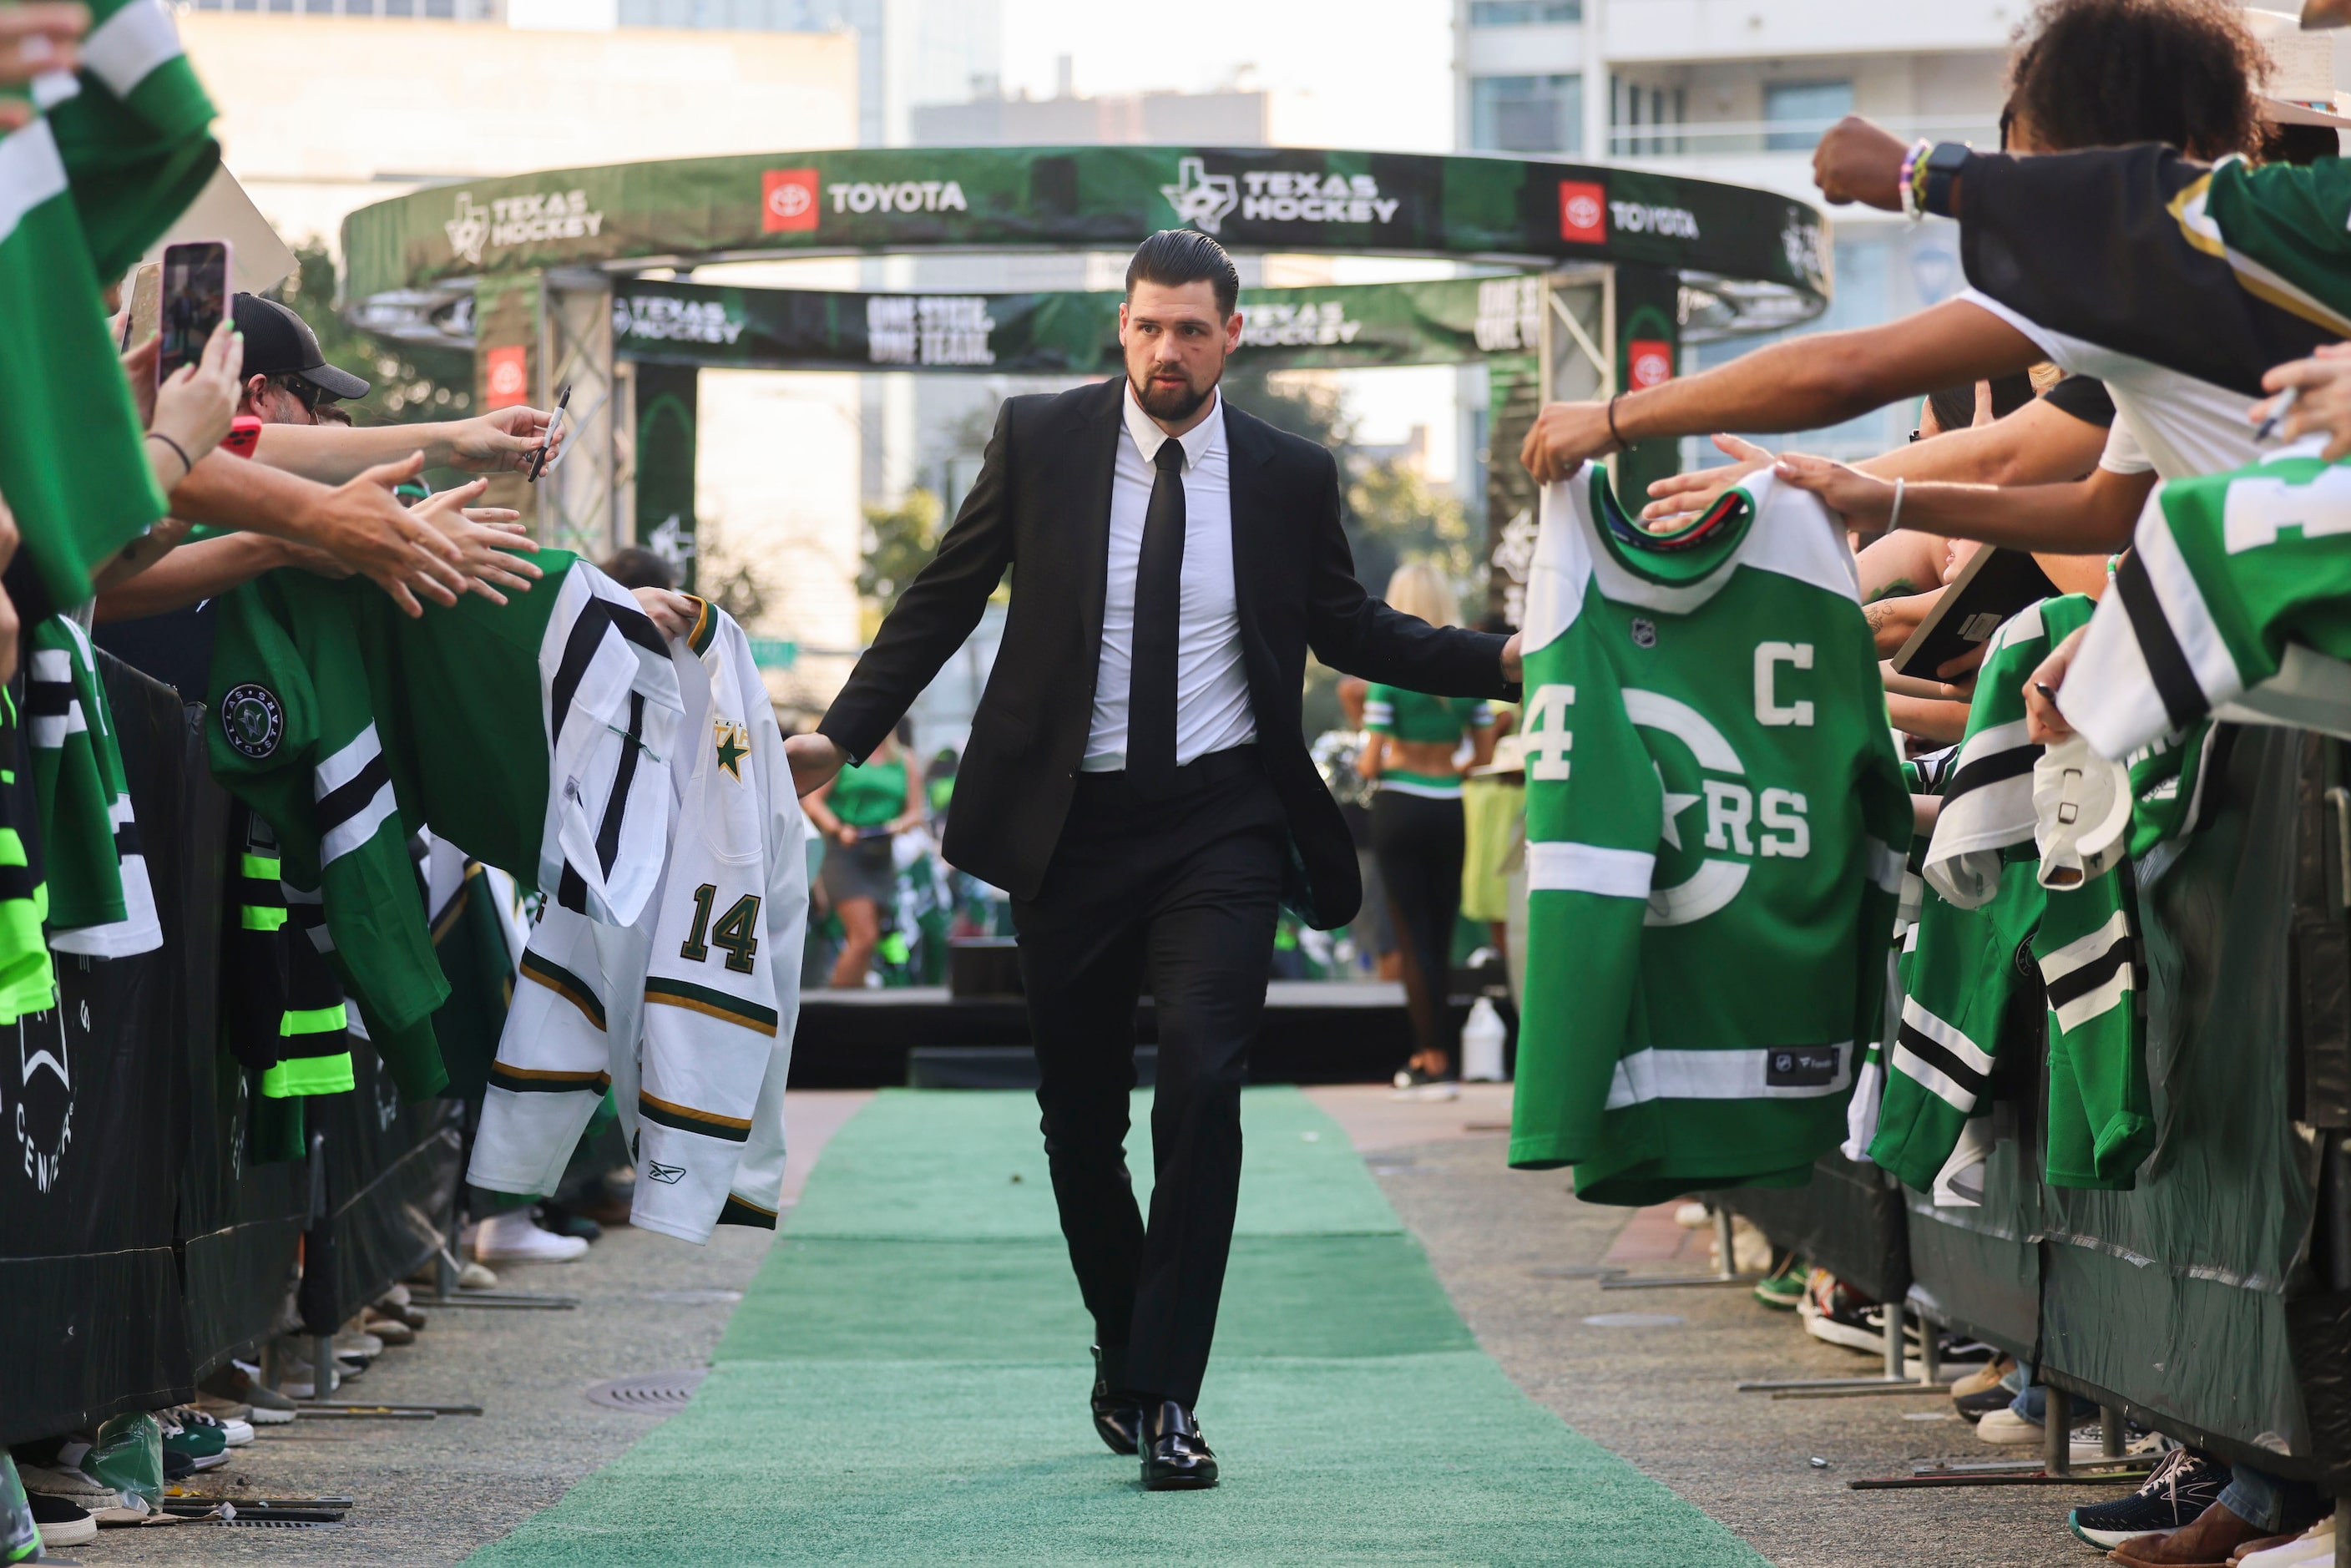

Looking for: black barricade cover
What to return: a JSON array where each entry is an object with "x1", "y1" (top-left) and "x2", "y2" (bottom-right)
[
  {"x1": 161, "y1": 685, "x2": 307, "y2": 1378},
  {"x1": 0, "y1": 656, "x2": 195, "y2": 1445},
  {"x1": 1710, "y1": 1153, "x2": 1910, "y2": 1305},
  {"x1": 317, "y1": 1039, "x2": 460, "y2": 1327},
  {"x1": 2035, "y1": 726, "x2": 2317, "y2": 1460}
]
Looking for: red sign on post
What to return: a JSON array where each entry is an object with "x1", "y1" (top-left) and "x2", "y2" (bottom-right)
[
  {"x1": 1627, "y1": 339, "x2": 1675, "y2": 390},
  {"x1": 484, "y1": 344, "x2": 528, "y2": 409},
  {"x1": 762, "y1": 168, "x2": 821, "y2": 232},
  {"x1": 1559, "y1": 180, "x2": 1607, "y2": 245}
]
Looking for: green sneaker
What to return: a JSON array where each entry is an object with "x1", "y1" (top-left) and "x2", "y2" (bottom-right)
[
  {"x1": 1752, "y1": 1249, "x2": 1808, "y2": 1310},
  {"x1": 159, "y1": 1414, "x2": 228, "y2": 1472}
]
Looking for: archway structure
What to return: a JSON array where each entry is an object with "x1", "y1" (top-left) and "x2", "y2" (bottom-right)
[{"x1": 341, "y1": 145, "x2": 1831, "y2": 616}]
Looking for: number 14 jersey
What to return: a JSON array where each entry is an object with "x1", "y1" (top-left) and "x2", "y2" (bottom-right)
[{"x1": 1509, "y1": 466, "x2": 1911, "y2": 1205}]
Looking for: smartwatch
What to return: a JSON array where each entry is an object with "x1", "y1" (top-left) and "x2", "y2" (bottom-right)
[{"x1": 1921, "y1": 141, "x2": 1972, "y2": 218}]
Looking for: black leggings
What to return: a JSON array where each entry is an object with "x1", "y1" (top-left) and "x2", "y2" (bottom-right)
[{"x1": 1370, "y1": 789, "x2": 1464, "y2": 1061}]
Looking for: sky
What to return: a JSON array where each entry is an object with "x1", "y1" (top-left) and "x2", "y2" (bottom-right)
[
  {"x1": 995, "y1": 0, "x2": 1459, "y2": 154},
  {"x1": 997, "y1": 0, "x2": 1467, "y2": 473}
]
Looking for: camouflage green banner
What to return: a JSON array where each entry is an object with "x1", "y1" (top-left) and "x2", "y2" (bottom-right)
[
  {"x1": 343, "y1": 145, "x2": 1827, "y2": 320},
  {"x1": 608, "y1": 274, "x2": 1555, "y2": 374}
]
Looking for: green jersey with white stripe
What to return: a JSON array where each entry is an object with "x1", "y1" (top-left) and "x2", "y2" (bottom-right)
[
  {"x1": 207, "y1": 555, "x2": 683, "y2": 1100},
  {"x1": 1508, "y1": 466, "x2": 1911, "y2": 1205},
  {"x1": 2060, "y1": 441, "x2": 2351, "y2": 756}
]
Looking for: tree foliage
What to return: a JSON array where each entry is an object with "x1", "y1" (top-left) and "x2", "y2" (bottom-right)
[
  {"x1": 272, "y1": 244, "x2": 472, "y2": 427},
  {"x1": 857, "y1": 487, "x2": 943, "y2": 618}
]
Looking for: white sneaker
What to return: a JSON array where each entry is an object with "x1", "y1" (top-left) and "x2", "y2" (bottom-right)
[
  {"x1": 1974, "y1": 1407, "x2": 2115, "y2": 1460},
  {"x1": 473, "y1": 1209, "x2": 589, "y2": 1263},
  {"x1": 2241, "y1": 1523, "x2": 2335, "y2": 1568}
]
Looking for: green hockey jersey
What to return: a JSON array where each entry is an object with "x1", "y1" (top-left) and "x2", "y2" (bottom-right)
[
  {"x1": 0, "y1": 688, "x2": 53, "y2": 1024},
  {"x1": 43, "y1": 0, "x2": 220, "y2": 276},
  {"x1": 1870, "y1": 596, "x2": 2156, "y2": 1192},
  {"x1": 2060, "y1": 440, "x2": 2351, "y2": 756},
  {"x1": 28, "y1": 617, "x2": 160, "y2": 957},
  {"x1": 1508, "y1": 465, "x2": 1912, "y2": 1204},
  {"x1": 207, "y1": 555, "x2": 683, "y2": 1100}
]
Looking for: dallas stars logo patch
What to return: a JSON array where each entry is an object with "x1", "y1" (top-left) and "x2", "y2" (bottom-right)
[
  {"x1": 713, "y1": 721, "x2": 750, "y2": 781},
  {"x1": 221, "y1": 685, "x2": 285, "y2": 760}
]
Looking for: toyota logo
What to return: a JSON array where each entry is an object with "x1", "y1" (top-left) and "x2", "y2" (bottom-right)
[
  {"x1": 769, "y1": 183, "x2": 811, "y2": 220},
  {"x1": 1565, "y1": 194, "x2": 1602, "y2": 232}
]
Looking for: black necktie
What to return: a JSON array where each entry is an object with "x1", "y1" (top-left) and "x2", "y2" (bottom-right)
[{"x1": 1127, "y1": 438, "x2": 1187, "y2": 798}]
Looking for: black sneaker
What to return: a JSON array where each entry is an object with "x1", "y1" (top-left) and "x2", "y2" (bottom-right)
[
  {"x1": 2067, "y1": 1448, "x2": 2228, "y2": 1549},
  {"x1": 28, "y1": 1492, "x2": 96, "y2": 1549}
]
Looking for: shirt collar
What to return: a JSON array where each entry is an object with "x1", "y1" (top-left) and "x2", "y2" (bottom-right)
[{"x1": 1121, "y1": 380, "x2": 1222, "y2": 473}]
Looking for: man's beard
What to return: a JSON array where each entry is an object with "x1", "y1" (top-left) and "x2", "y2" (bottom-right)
[{"x1": 1132, "y1": 369, "x2": 1215, "y2": 422}]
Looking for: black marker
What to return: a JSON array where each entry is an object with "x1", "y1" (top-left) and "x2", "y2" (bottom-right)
[{"x1": 528, "y1": 382, "x2": 571, "y2": 483}]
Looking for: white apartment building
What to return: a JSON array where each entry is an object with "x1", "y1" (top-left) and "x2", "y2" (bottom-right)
[{"x1": 1455, "y1": 0, "x2": 2009, "y2": 457}]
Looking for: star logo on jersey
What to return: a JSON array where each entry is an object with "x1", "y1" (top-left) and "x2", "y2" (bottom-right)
[
  {"x1": 713, "y1": 721, "x2": 749, "y2": 781},
  {"x1": 1626, "y1": 689, "x2": 1751, "y2": 928}
]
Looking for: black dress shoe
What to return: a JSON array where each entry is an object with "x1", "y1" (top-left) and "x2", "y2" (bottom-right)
[
  {"x1": 1090, "y1": 1345, "x2": 1142, "y2": 1455},
  {"x1": 1140, "y1": 1400, "x2": 1218, "y2": 1490}
]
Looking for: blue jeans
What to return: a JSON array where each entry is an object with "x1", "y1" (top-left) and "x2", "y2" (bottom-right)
[{"x1": 2217, "y1": 1464, "x2": 2323, "y2": 1534}]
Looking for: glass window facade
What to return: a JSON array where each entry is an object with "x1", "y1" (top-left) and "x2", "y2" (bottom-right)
[
  {"x1": 1762, "y1": 79, "x2": 1853, "y2": 150},
  {"x1": 1469, "y1": 73, "x2": 1581, "y2": 154},
  {"x1": 1469, "y1": 1, "x2": 1580, "y2": 23}
]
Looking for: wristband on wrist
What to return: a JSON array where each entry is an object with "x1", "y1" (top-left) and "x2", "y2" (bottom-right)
[
  {"x1": 144, "y1": 430, "x2": 194, "y2": 483},
  {"x1": 1606, "y1": 391, "x2": 1630, "y2": 452},
  {"x1": 1898, "y1": 139, "x2": 1930, "y2": 221},
  {"x1": 1886, "y1": 477, "x2": 1906, "y2": 533}
]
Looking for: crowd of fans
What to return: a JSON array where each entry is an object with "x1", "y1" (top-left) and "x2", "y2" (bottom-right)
[{"x1": 1509, "y1": 2, "x2": 2351, "y2": 1562}]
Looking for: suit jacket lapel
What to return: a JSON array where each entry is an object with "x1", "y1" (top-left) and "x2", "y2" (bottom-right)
[{"x1": 1072, "y1": 378, "x2": 1124, "y2": 660}]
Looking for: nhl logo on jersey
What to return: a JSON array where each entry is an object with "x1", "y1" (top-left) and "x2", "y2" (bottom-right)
[
  {"x1": 1629, "y1": 617, "x2": 1657, "y2": 649},
  {"x1": 220, "y1": 685, "x2": 286, "y2": 761}
]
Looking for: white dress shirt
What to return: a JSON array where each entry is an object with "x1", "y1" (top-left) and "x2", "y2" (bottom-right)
[{"x1": 1080, "y1": 382, "x2": 1257, "y2": 771}]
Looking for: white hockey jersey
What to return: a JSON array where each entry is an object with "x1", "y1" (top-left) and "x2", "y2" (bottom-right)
[{"x1": 468, "y1": 599, "x2": 808, "y2": 1244}]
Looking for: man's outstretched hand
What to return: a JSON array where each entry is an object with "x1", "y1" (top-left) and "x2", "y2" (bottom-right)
[
  {"x1": 1501, "y1": 632, "x2": 1523, "y2": 685},
  {"x1": 786, "y1": 731, "x2": 847, "y2": 798}
]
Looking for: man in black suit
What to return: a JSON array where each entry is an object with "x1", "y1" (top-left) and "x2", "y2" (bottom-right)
[{"x1": 786, "y1": 230, "x2": 1519, "y2": 1490}]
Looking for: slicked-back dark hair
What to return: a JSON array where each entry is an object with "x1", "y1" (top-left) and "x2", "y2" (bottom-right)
[
  {"x1": 2008, "y1": 0, "x2": 2263, "y2": 160},
  {"x1": 1125, "y1": 230, "x2": 1241, "y2": 317}
]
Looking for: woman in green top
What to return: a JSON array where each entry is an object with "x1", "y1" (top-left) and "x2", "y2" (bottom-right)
[
  {"x1": 804, "y1": 722, "x2": 924, "y2": 988},
  {"x1": 1358, "y1": 564, "x2": 1495, "y2": 1097}
]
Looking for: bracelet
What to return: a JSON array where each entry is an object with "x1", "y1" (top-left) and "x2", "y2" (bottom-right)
[
  {"x1": 1898, "y1": 139, "x2": 1930, "y2": 221},
  {"x1": 144, "y1": 430, "x2": 194, "y2": 482},
  {"x1": 1886, "y1": 477, "x2": 1906, "y2": 533},
  {"x1": 1605, "y1": 392, "x2": 1629, "y2": 452}
]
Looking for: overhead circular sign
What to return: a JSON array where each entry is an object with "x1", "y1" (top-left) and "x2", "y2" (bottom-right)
[{"x1": 341, "y1": 144, "x2": 1829, "y2": 336}]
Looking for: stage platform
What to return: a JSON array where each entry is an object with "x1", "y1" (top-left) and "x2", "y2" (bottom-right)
[{"x1": 791, "y1": 980, "x2": 1479, "y2": 1089}]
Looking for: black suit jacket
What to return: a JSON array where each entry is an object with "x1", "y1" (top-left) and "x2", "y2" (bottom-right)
[{"x1": 817, "y1": 377, "x2": 1513, "y2": 928}]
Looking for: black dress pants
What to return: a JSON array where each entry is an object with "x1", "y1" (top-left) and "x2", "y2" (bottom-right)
[
  {"x1": 1010, "y1": 751, "x2": 1287, "y2": 1409},
  {"x1": 1369, "y1": 788, "x2": 1465, "y2": 1060}
]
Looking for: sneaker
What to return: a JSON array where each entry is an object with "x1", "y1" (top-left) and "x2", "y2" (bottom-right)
[
  {"x1": 1976, "y1": 1408, "x2": 2119, "y2": 1459},
  {"x1": 167, "y1": 1404, "x2": 252, "y2": 1448},
  {"x1": 28, "y1": 1493, "x2": 96, "y2": 1549},
  {"x1": 2238, "y1": 1521, "x2": 2336, "y2": 1568},
  {"x1": 333, "y1": 1327, "x2": 387, "y2": 1360},
  {"x1": 13, "y1": 1463, "x2": 118, "y2": 1513},
  {"x1": 459, "y1": 1260, "x2": 501, "y2": 1290},
  {"x1": 1950, "y1": 1353, "x2": 2016, "y2": 1399},
  {"x1": 1798, "y1": 1271, "x2": 1893, "y2": 1354},
  {"x1": 1954, "y1": 1383, "x2": 2015, "y2": 1423},
  {"x1": 473, "y1": 1208, "x2": 590, "y2": 1263},
  {"x1": 1752, "y1": 1249, "x2": 1809, "y2": 1310},
  {"x1": 537, "y1": 1202, "x2": 603, "y2": 1242},
  {"x1": 159, "y1": 1409, "x2": 229, "y2": 1471},
  {"x1": 211, "y1": 1365, "x2": 299, "y2": 1424},
  {"x1": 1390, "y1": 1065, "x2": 1448, "y2": 1100},
  {"x1": 360, "y1": 1308, "x2": 417, "y2": 1347},
  {"x1": 2068, "y1": 1449, "x2": 2230, "y2": 1549}
]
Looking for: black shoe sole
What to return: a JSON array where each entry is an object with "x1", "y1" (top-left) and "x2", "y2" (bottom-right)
[{"x1": 1142, "y1": 1466, "x2": 1218, "y2": 1491}]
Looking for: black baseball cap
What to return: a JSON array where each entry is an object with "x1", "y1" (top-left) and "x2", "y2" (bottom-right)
[{"x1": 231, "y1": 292, "x2": 371, "y2": 402}]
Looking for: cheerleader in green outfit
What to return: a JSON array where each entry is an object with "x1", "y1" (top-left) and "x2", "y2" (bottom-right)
[{"x1": 1358, "y1": 564, "x2": 1495, "y2": 1098}]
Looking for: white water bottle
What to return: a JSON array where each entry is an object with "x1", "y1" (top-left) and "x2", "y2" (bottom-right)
[{"x1": 1460, "y1": 997, "x2": 1507, "y2": 1082}]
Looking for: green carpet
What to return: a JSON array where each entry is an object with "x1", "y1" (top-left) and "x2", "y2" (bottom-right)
[{"x1": 466, "y1": 1089, "x2": 1771, "y2": 1566}]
